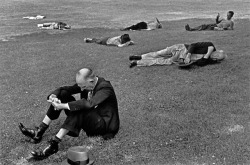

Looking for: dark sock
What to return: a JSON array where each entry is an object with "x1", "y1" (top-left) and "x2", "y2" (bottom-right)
[
  {"x1": 53, "y1": 136, "x2": 62, "y2": 143},
  {"x1": 39, "y1": 122, "x2": 49, "y2": 130},
  {"x1": 32, "y1": 122, "x2": 49, "y2": 139},
  {"x1": 130, "y1": 61, "x2": 137, "y2": 68}
]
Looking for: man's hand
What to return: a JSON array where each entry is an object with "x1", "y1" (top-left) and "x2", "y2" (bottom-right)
[
  {"x1": 184, "y1": 53, "x2": 191, "y2": 64},
  {"x1": 47, "y1": 94, "x2": 63, "y2": 110},
  {"x1": 48, "y1": 94, "x2": 59, "y2": 103},
  {"x1": 184, "y1": 57, "x2": 191, "y2": 64},
  {"x1": 50, "y1": 102, "x2": 68, "y2": 110}
]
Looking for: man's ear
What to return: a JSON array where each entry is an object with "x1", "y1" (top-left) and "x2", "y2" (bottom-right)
[{"x1": 88, "y1": 78, "x2": 95, "y2": 84}]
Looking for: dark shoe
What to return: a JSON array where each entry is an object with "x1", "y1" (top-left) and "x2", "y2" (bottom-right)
[
  {"x1": 129, "y1": 55, "x2": 142, "y2": 61},
  {"x1": 196, "y1": 58, "x2": 209, "y2": 66},
  {"x1": 185, "y1": 24, "x2": 191, "y2": 31},
  {"x1": 84, "y1": 38, "x2": 92, "y2": 43},
  {"x1": 102, "y1": 133, "x2": 115, "y2": 140},
  {"x1": 31, "y1": 139, "x2": 59, "y2": 160},
  {"x1": 129, "y1": 61, "x2": 137, "y2": 68},
  {"x1": 19, "y1": 123, "x2": 47, "y2": 143}
]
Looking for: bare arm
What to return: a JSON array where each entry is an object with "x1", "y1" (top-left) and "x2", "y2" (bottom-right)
[
  {"x1": 118, "y1": 41, "x2": 134, "y2": 47},
  {"x1": 216, "y1": 13, "x2": 223, "y2": 24},
  {"x1": 203, "y1": 46, "x2": 214, "y2": 59},
  {"x1": 228, "y1": 21, "x2": 234, "y2": 30}
]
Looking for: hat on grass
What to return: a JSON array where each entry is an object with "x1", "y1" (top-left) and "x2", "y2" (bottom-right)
[{"x1": 61, "y1": 146, "x2": 95, "y2": 165}]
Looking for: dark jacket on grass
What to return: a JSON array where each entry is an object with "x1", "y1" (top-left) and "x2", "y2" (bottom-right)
[
  {"x1": 47, "y1": 77, "x2": 120, "y2": 139},
  {"x1": 185, "y1": 42, "x2": 216, "y2": 54}
]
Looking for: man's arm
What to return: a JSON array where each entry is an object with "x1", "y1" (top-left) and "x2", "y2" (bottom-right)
[
  {"x1": 184, "y1": 42, "x2": 215, "y2": 63},
  {"x1": 203, "y1": 46, "x2": 215, "y2": 59},
  {"x1": 118, "y1": 41, "x2": 134, "y2": 47},
  {"x1": 228, "y1": 21, "x2": 234, "y2": 30},
  {"x1": 47, "y1": 84, "x2": 81, "y2": 99},
  {"x1": 184, "y1": 43, "x2": 198, "y2": 63},
  {"x1": 216, "y1": 13, "x2": 223, "y2": 24},
  {"x1": 68, "y1": 87, "x2": 113, "y2": 111}
]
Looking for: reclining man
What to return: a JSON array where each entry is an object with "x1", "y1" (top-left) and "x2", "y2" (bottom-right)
[
  {"x1": 37, "y1": 22, "x2": 71, "y2": 30},
  {"x1": 19, "y1": 68, "x2": 120, "y2": 159},
  {"x1": 129, "y1": 42, "x2": 227, "y2": 68},
  {"x1": 185, "y1": 11, "x2": 234, "y2": 31},
  {"x1": 120, "y1": 18, "x2": 162, "y2": 31},
  {"x1": 84, "y1": 34, "x2": 134, "y2": 47}
]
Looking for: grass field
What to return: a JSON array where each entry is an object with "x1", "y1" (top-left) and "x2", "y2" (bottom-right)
[{"x1": 0, "y1": 18, "x2": 250, "y2": 165}]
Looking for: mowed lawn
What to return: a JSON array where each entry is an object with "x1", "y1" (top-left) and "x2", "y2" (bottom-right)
[{"x1": 0, "y1": 19, "x2": 250, "y2": 165}]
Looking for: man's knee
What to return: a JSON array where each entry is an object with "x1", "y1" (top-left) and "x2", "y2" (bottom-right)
[
  {"x1": 58, "y1": 90, "x2": 75, "y2": 103},
  {"x1": 46, "y1": 105, "x2": 62, "y2": 120},
  {"x1": 84, "y1": 113, "x2": 106, "y2": 136}
]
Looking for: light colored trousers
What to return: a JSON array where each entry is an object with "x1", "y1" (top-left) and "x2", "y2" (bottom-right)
[{"x1": 137, "y1": 44, "x2": 225, "y2": 67}]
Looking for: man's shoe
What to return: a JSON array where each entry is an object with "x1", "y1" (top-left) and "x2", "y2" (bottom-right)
[
  {"x1": 129, "y1": 61, "x2": 137, "y2": 68},
  {"x1": 185, "y1": 24, "x2": 191, "y2": 31},
  {"x1": 84, "y1": 38, "x2": 92, "y2": 43},
  {"x1": 129, "y1": 55, "x2": 142, "y2": 61},
  {"x1": 18, "y1": 123, "x2": 47, "y2": 143},
  {"x1": 31, "y1": 139, "x2": 59, "y2": 160}
]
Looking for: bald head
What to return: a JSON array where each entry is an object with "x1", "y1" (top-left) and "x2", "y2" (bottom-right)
[
  {"x1": 76, "y1": 68, "x2": 96, "y2": 91},
  {"x1": 76, "y1": 68, "x2": 95, "y2": 80}
]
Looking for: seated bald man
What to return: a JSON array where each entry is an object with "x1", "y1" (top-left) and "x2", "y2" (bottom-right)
[{"x1": 18, "y1": 68, "x2": 120, "y2": 159}]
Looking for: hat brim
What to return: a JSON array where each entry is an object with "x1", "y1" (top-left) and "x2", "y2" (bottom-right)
[
  {"x1": 61, "y1": 153, "x2": 95, "y2": 165},
  {"x1": 173, "y1": 60, "x2": 195, "y2": 67}
]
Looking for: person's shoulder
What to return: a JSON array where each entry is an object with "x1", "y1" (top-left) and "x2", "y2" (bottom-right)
[
  {"x1": 97, "y1": 77, "x2": 112, "y2": 86},
  {"x1": 113, "y1": 36, "x2": 121, "y2": 40}
]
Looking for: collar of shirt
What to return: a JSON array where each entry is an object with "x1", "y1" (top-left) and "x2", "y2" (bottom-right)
[{"x1": 92, "y1": 77, "x2": 98, "y2": 92}]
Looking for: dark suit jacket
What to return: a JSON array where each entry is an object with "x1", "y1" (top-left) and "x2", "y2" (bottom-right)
[{"x1": 49, "y1": 77, "x2": 120, "y2": 135}]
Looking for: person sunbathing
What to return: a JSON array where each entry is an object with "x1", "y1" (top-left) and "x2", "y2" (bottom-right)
[
  {"x1": 23, "y1": 15, "x2": 45, "y2": 20},
  {"x1": 120, "y1": 18, "x2": 162, "y2": 31},
  {"x1": 84, "y1": 34, "x2": 134, "y2": 47},
  {"x1": 37, "y1": 22, "x2": 71, "y2": 30},
  {"x1": 129, "y1": 42, "x2": 227, "y2": 68},
  {"x1": 185, "y1": 11, "x2": 234, "y2": 31}
]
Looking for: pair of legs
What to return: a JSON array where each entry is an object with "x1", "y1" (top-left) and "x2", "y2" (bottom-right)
[
  {"x1": 121, "y1": 22, "x2": 148, "y2": 31},
  {"x1": 129, "y1": 44, "x2": 187, "y2": 67},
  {"x1": 185, "y1": 23, "x2": 217, "y2": 31},
  {"x1": 19, "y1": 90, "x2": 106, "y2": 159},
  {"x1": 84, "y1": 37, "x2": 109, "y2": 45}
]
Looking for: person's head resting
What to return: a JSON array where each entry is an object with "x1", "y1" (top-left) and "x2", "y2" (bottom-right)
[
  {"x1": 58, "y1": 22, "x2": 71, "y2": 29},
  {"x1": 157, "y1": 23, "x2": 162, "y2": 29},
  {"x1": 227, "y1": 11, "x2": 234, "y2": 19},
  {"x1": 76, "y1": 68, "x2": 97, "y2": 91},
  {"x1": 211, "y1": 50, "x2": 227, "y2": 61},
  {"x1": 120, "y1": 34, "x2": 131, "y2": 44}
]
